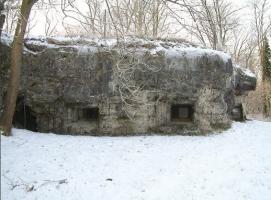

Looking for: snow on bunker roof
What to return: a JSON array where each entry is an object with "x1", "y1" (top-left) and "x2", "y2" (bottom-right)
[{"x1": 20, "y1": 36, "x2": 231, "y2": 63}]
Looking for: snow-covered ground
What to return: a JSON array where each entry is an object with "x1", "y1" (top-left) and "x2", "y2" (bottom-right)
[{"x1": 1, "y1": 120, "x2": 271, "y2": 200}]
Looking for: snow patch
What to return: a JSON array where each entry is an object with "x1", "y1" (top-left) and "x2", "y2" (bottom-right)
[
  {"x1": 0, "y1": 32, "x2": 12, "y2": 46},
  {"x1": 242, "y1": 68, "x2": 256, "y2": 78},
  {"x1": 235, "y1": 65, "x2": 256, "y2": 78},
  {"x1": 0, "y1": 34, "x2": 231, "y2": 63},
  {"x1": 20, "y1": 36, "x2": 231, "y2": 62},
  {"x1": 163, "y1": 46, "x2": 231, "y2": 62}
]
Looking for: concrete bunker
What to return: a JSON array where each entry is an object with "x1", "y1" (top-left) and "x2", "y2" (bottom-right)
[{"x1": 0, "y1": 36, "x2": 257, "y2": 135}]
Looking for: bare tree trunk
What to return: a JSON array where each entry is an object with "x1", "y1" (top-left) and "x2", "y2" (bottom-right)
[
  {"x1": 0, "y1": 14, "x2": 4, "y2": 37},
  {"x1": 103, "y1": 9, "x2": 107, "y2": 39},
  {"x1": 0, "y1": 0, "x2": 37, "y2": 136}
]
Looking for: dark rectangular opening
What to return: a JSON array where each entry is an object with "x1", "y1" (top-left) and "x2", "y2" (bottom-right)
[
  {"x1": 13, "y1": 96, "x2": 37, "y2": 131},
  {"x1": 231, "y1": 104, "x2": 244, "y2": 121},
  {"x1": 80, "y1": 107, "x2": 99, "y2": 121},
  {"x1": 171, "y1": 104, "x2": 194, "y2": 122}
]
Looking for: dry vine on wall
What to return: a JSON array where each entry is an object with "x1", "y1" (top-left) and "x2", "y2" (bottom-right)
[{"x1": 109, "y1": 47, "x2": 163, "y2": 120}]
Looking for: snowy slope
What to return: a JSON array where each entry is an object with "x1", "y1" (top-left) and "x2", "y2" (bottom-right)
[{"x1": 1, "y1": 120, "x2": 271, "y2": 200}]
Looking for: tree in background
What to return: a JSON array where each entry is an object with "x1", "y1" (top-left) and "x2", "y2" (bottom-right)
[
  {"x1": 252, "y1": 0, "x2": 271, "y2": 65},
  {"x1": 0, "y1": 0, "x2": 6, "y2": 38},
  {"x1": 0, "y1": 0, "x2": 38, "y2": 136},
  {"x1": 166, "y1": 0, "x2": 240, "y2": 50},
  {"x1": 230, "y1": 27, "x2": 257, "y2": 68},
  {"x1": 262, "y1": 37, "x2": 271, "y2": 80},
  {"x1": 1, "y1": 0, "x2": 22, "y2": 36},
  {"x1": 262, "y1": 37, "x2": 271, "y2": 116},
  {"x1": 251, "y1": 0, "x2": 271, "y2": 117},
  {"x1": 61, "y1": 0, "x2": 170, "y2": 38},
  {"x1": 244, "y1": 0, "x2": 271, "y2": 117}
]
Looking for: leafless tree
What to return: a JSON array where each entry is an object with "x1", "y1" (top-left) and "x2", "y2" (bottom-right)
[
  {"x1": 1, "y1": 0, "x2": 39, "y2": 36},
  {"x1": 108, "y1": 0, "x2": 170, "y2": 38},
  {"x1": 2, "y1": 0, "x2": 21, "y2": 35},
  {"x1": 251, "y1": 0, "x2": 271, "y2": 71},
  {"x1": 249, "y1": 0, "x2": 271, "y2": 116},
  {"x1": 166, "y1": 0, "x2": 241, "y2": 50},
  {"x1": 60, "y1": 0, "x2": 170, "y2": 38},
  {"x1": 0, "y1": 0, "x2": 7, "y2": 37},
  {"x1": 229, "y1": 28, "x2": 257, "y2": 68},
  {"x1": 25, "y1": 9, "x2": 37, "y2": 37},
  {"x1": 60, "y1": 0, "x2": 105, "y2": 36},
  {"x1": 0, "y1": 0, "x2": 38, "y2": 136},
  {"x1": 44, "y1": 9, "x2": 57, "y2": 36}
]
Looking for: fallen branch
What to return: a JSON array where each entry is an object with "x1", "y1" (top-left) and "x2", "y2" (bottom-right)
[{"x1": 35, "y1": 179, "x2": 68, "y2": 190}]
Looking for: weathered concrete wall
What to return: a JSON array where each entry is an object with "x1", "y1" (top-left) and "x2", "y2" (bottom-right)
[{"x1": 0, "y1": 37, "x2": 256, "y2": 135}]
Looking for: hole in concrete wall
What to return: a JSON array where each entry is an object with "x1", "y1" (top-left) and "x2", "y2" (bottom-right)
[
  {"x1": 13, "y1": 96, "x2": 37, "y2": 131},
  {"x1": 231, "y1": 104, "x2": 244, "y2": 121},
  {"x1": 171, "y1": 104, "x2": 194, "y2": 122},
  {"x1": 79, "y1": 107, "x2": 99, "y2": 121}
]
